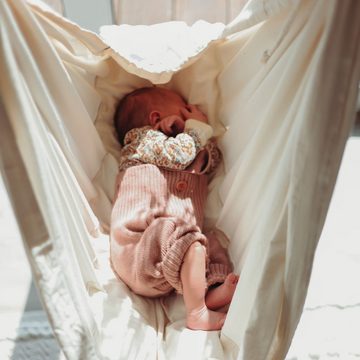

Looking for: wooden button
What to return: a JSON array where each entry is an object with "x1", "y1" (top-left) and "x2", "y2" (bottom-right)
[{"x1": 176, "y1": 180, "x2": 188, "y2": 192}]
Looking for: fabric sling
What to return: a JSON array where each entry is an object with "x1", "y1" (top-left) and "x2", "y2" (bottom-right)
[{"x1": 0, "y1": 0, "x2": 359, "y2": 359}]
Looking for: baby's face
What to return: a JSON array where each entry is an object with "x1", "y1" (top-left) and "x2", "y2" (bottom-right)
[{"x1": 150, "y1": 89, "x2": 187, "y2": 120}]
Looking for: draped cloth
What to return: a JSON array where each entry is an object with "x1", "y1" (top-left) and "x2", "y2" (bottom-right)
[{"x1": 0, "y1": 0, "x2": 359, "y2": 359}]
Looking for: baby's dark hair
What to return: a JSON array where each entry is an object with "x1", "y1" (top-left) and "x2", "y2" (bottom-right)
[{"x1": 114, "y1": 87, "x2": 156, "y2": 145}]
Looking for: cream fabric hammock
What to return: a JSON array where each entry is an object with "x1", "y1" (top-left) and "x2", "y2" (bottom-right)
[{"x1": 1, "y1": 0, "x2": 359, "y2": 359}]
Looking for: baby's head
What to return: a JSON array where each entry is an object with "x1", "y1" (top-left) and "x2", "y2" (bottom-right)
[{"x1": 114, "y1": 87, "x2": 188, "y2": 144}]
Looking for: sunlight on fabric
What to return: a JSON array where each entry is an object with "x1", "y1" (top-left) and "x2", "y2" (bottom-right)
[{"x1": 100, "y1": 21, "x2": 224, "y2": 83}]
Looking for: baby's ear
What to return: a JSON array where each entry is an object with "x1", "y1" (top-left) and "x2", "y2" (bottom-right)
[{"x1": 149, "y1": 111, "x2": 161, "y2": 127}]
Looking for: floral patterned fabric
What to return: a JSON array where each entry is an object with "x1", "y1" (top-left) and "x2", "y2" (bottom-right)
[{"x1": 119, "y1": 126, "x2": 221, "y2": 174}]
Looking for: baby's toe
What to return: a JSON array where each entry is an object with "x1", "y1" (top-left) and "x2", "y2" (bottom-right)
[{"x1": 225, "y1": 273, "x2": 238, "y2": 286}]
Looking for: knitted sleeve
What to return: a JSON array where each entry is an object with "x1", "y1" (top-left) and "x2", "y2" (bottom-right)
[
  {"x1": 198, "y1": 138, "x2": 222, "y2": 175},
  {"x1": 205, "y1": 229, "x2": 233, "y2": 287}
]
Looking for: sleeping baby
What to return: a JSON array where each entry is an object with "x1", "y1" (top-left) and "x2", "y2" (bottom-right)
[{"x1": 110, "y1": 86, "x2": 238, "y2": 330}]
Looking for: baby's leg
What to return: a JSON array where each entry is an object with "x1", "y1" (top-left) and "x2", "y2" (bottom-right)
[
  {"x1": 180, "y1": 242, "x2": 226, "y2": 330},
  {"x1": 205, "y1": 273, "x2": 239, "y2": 311}
]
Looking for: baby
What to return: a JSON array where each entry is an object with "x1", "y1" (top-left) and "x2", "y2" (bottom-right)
[{"x1": 110, "y1": 87, "x2": 238, "y2": 331}]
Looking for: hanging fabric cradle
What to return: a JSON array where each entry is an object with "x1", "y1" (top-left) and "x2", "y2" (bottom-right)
[{"x1": 0, "y1": 0, "x2": 360, "y2": 359}]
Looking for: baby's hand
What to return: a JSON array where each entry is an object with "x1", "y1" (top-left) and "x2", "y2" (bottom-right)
[
  {"x1": 181, "y1": 104, "x2": 208, "y2": 124},
  {"x1": 154, "y1": 115, "x2": 185, "y2": 136}
]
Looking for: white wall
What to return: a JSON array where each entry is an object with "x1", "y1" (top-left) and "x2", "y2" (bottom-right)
[{"x1": 41, "y1": 0, "x2": 247, "y2": 32}]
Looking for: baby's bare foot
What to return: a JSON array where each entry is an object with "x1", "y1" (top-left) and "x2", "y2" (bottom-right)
[
  {"x1": 206, "y1": 273, "x2": 239, "y2": 311},
  {"x1": 186, "y1": 306, "x2": 226, "y2": 331}
]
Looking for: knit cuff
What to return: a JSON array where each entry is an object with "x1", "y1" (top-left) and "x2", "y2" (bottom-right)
[
  {"x1": 162, "y1": 227, "x2": 207, "y2": 294},
  {"x1": 207, "y1": 263, "x2": 230, "y2": 287},
  {"x1": 185, "y1": 119, "x2": 213, "y2": 147}
]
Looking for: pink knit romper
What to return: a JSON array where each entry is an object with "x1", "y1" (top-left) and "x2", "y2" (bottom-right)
[{"x1": 110, "y1": 129, "x2": 233, "y2": 297}]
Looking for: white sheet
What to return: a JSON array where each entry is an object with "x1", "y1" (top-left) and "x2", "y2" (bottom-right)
[{"x1": 0, "y1": 0, "x2": 359, "y2": 359}]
